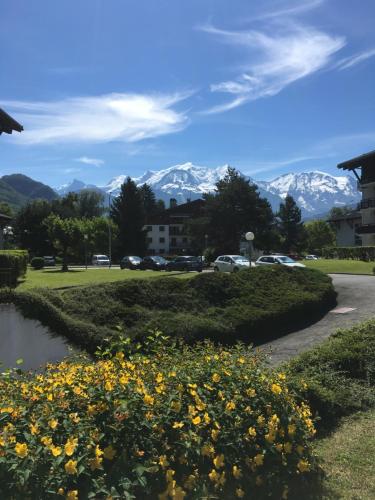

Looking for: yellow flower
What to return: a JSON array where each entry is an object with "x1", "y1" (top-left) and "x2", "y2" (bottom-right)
[
  {"x1": 155, "y1": 372, "x2": 163, "y2": 384},
  {"x1": 184, "y1": 474, "x2": 196, "y2": 490},
  {"x1": 64, "y1": 459, "x2": 78, "y2": 475},
  {"x1": 57, "y1": 488, "x2": 64, "y2": 496},
  {"x1": 226, "y1": 401, "x2": 236, "y2": 411},
  {"x1": 203, "y1": 412, "x2": 211, "y2": 424},
  {"x1": 236, "y1": 487, "x2": 245, "y2": 498},
  {"x1": 257, "y1": 415, "x2": 265, "y2": 426},
  {"x1": 171, "y1": 401, "x2": 181, "y2": 412},
  {"x1": 49, "y1": 419, "x2": 58, "y2": 430},
  {"x1": 201, "y1": 443, "x2": 215, "y2": 457},
  {"x1": 238, "y1": 357, "x2": 245, "y2": 364},
  {"x1": 213, "y1": 454, "x2": 225, "y2": 469},
  {"x1": 144, "y1": 394, "x2": 155, "y2": 406},
  {"x1": 212, "y1": 373, "x2": 221, "y2": 383},
  {"x1": 232, "y1": 465, "x2": 242, "y2": 479},
  {"x1": 51, "y1": 445, "x2": 62, "y2": 457},
  {"x1": 254, "y1": 453, "x2": 264, "y2": 466},
  {"x1": 296, "y1": 445, "x2": 304, "y2": 455},
  {"x1": 105, "y1": 380, "x2": 114, "y2": 392},
  {"x1": 166, "y1": 468, "x2": 175, "y2": 482},
  {"x1": 271, "y1": 383, "x2": 282, "y2": 395},
  {"x1": 29, "y1": 423, "x2": 39, "y2": 435},
  {"x1": 103, "y1": 445, "x2": 116, "y2": 460},
  {"x1": 211, "y1": 429, "x2": 220, "y2": 441},
  {"x1": 248, "y1": 426, "x2": 256, "y2": 437},
  {"x1": 64, "y1": 437, "x2": 78, "y2": 457},
  {"x1": 66, "y1": 490, "x2": 78, "y2": 500},
  {"x1": 15, "y1": 442, "x2": 28, "y2": 458},
  {"x1": 208, "y1": 469, "x2": 219, "y2": 482},
  {"x1": 41, "y1": 436, "x2": 53, "y2": 447},
  {"x1": 172, "y1": 422, "x2": 184, "y2": 429},
  {"x1": 159, "y1": 455, "x2": 169, "y2": 468},
  {"x1": 297, "y1": 459, "x2": 310, "y2": 473},
  {"x1": 246, "y1": 388, "x2": 256, "y2": 397},
  {"x1": 89, "y1": 456, "x2": 103, "y2": 471},
  {"x1": 192, "y1": 415, "x2": 201, "y2": 425}
]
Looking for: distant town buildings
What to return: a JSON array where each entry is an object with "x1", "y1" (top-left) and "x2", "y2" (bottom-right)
[{"x1": 145, "y1": 199, "x2": 205, "y2": 255}]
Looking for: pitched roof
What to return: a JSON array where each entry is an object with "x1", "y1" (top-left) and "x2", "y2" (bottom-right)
[
  {"x1": 337, "y1": 150, "x2": 375, "y2": 171},
  {"x1": 0, "y1": 108, "x2": 23, "y2": 135}
]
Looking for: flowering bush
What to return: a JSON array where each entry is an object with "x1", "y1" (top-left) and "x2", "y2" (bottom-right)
[{"x1": 0, "y1": 344, "x2": 316, "y2": 499}]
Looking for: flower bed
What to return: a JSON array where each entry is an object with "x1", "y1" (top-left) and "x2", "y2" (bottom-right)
[{"x1": 0, "y1": 344, "x2": 315, "y2": 499}]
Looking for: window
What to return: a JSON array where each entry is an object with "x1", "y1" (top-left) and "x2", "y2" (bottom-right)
[
  {"x1": 159, "y1": 226, "x2": 165, "y2": 231},
  {"x1": 147, "y1": 237, "x2": 153, "y2": 244},
  {"x1": 159, "y1": 249, "x2": 165, "y2": 254},
  {"x1": 182, "y1": 237, "x2": 188, "y2": 243},
  {"x1": 146, "y1": 225, "x2": 152, "y2": 232},
  {"x1": 171, "y1": 237, "x2": 177, "y2": 246},
  {"x1": 159, "y1": 237, "x2": 165, "y2": 243}
]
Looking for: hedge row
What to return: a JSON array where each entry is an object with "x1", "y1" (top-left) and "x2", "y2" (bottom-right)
[
  {"x1": 286, "y1": 319, "x2": 375, "y2": 431},
  {"x1": 0, "y1": 267, "x2": 337, "y2": 350},
  {"x1": 322, "y1": 245, "x2": 375, "y2": 261},
  {"x1": 0, "y1": 250, "x2": 28, "y2": 287}
]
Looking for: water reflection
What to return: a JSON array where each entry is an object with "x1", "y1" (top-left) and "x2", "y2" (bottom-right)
[{"x1": 0, "y1": 304, "x2": 76, "y2": 371}]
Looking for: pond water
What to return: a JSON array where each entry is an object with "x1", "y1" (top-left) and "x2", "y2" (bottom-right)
[{"x1": 0, "y1": 304, "x2": 76, "y2": 371}]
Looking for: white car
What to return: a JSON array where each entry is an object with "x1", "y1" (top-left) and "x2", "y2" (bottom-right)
[
  {"x1": 92, "y1": 254, "x2": 110, "y2": 266},
  {"x1": 214, "y1": 255, "x2": 250, "y2": 273},
  {"x1": 255, "y1": 255, "x2": 306, "y2": 268},
  {"x1": 305, "y1": 255, "x2": 319, "y2": 260}
]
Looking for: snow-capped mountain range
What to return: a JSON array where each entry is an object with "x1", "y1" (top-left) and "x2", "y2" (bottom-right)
[{"x1": 56, "y1": 162, "x2": 360, "y2": 217}]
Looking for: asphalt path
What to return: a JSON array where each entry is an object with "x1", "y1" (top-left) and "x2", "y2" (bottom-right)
[{"x1": 260, "y1": 274, "x2": 375, "y2": 366}]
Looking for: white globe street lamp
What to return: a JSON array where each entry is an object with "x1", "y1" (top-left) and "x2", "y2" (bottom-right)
[{"x1": 245, "y1": 232, "x2": 255, "y2": 267}]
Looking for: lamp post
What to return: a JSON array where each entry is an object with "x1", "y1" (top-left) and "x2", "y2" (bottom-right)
[
  {"x1": 245, "y1": 231, "x2": 255, "y2": 267},
  {"x1": 84, "y1": 234, "x2": 88, "y2": 270}
]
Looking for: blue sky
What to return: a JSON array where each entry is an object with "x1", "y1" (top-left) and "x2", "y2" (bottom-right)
[{"x1": 1, "y1": 0, "x2": 374, "y2": 187}]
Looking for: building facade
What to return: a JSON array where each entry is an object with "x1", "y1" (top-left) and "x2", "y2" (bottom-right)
[
  {"x1": 328, "y1": 211, "x2": 362, "y2": 247},
  {"x1": 145, "y1": 199, "x2": 205, "y2": 255},
  {"x1": 337, "y1": 150, "x2": 375, "y2": 246}
]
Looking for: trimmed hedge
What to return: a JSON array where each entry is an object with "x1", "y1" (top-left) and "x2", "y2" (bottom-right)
[
  {"x1": 31, "y1": 256, "x2": 44, "y2": 270},
  {"x1": 0, "y1": 250, "x2": 28, "y2": 287},
  {"x1": 322, "y1": 245, "x2": 375, "y2": 261},
  {"x1": 0, "y1": 267, "x2": 336, "y2": 351},
  {"x1": 286, "y1": 319, "x2": 375, "y2": 431}
]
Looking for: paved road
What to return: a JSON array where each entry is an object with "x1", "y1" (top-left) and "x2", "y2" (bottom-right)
[{"x1": 260, "y1": 274, "x2": 375, "y2": 366}]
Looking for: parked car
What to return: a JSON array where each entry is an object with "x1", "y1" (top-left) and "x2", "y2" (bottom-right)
[
  {"x1": 305, "y1": 255, "x2": 319, "y2": 260},
  {"x1": 120, "y1": 255, "x2": 142, "y2": 270},
  {"x1": 213, "y1": 255, "x2": 250, "y2": 273},
  {"x1": 43, "y1": 256, "x2": 55, "y2": 266},
  {"x1": 92, "y1": 254, "x2": 110, "y2": 266},
  {"x1": 139, "y1": 255, "x2": 167, "y2": 271},
  {"x1": 166, "y1": 256, "x2": 203, "y2": 272},
  {"x1": 256, "y1": 255, "x2": 306, "y2": 268}
]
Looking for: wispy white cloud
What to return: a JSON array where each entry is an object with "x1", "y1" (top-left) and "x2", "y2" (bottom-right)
[
  {"x1": 75, "y1": 156, "x2": 104, "y2": 167},
  {"x1": 63, "y1": 167, "x2": 82, "y2": 174},
  {"x1": 243, "y1": 155, "x2": 323, "y2": 175},
  {"x1": 335, "y1": 48, "x2": 375, "y2": 70},
  {"x1": 1, "y1": 92, "x2": 192, "y2": 145},
  {"x1": 200, "y1": 22, "x2": 345, "y2": 114},
  {"x1": 248, "y1": 0, "x2": 325, "y2": 22}
]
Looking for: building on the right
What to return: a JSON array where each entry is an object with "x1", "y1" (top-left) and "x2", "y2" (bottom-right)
[{"x1": 337, "y1": 150, "x2": 375, "y2": 246}]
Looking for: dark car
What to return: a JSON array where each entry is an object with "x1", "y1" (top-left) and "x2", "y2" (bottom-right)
[
  {"x1": 166, "y1": 256, "x2": 203, "y2": 272},
  {"x1": 43, "y1": 256, "x2": 55, "y2": 266},
  {"x1": 120, "y1": 255, "x2": 142, "y2": 270},
  {"x1": 139, "y1": 255, "x2": 167, "y2": 271}
]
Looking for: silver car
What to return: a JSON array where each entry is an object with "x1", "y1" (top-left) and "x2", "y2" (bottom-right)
[
  {"x1": 256, "y1": 255, "x2": 306, "y2": 268},
  {"x1": 214, "y1": 255, "x2": 250, "y2": 273}
]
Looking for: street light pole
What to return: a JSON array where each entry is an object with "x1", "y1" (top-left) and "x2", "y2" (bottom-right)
[{"x1": 245, "y1": 232, "x2": 255, "y2": 268}]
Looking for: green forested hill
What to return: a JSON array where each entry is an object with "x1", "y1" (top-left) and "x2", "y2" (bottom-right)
[{"x1": 0, "y1": 174, "x2": 58, "y2": 211}]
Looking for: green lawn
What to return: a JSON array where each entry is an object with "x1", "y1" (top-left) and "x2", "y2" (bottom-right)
[
  {"x1": 17, "y1": 267, "x2": 192, "y2": 290},
  {"x1": 314, "y1": 410, "x2": 375, "y2": 499},
  {"x1": 305, "y1": 258, "x2": 375, "y2": 275}
]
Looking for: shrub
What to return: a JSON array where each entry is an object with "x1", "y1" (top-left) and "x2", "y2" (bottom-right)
[
  {"x1": 322, "y1": 246, "x2": 375, "y2": 261},
  {"x1": 0, "y1": 344, "x2": 316, "y2": 499},
  {"x1": 0, "y1": 267, "x2": 336, "y2": 350},
  {"x1": 31, "y1": 257, "x2": 45, "y2": 270},
  {"x1": 285, "y1": 320, "x2": 375, "y2": 431},
  {"x1": 0, "y1": 250, "x2": 28, "y2": 287}
]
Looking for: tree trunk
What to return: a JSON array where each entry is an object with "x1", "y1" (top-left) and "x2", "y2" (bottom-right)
[{"x1": 62, "y1": 247, "x2": 69, "y2": 272}]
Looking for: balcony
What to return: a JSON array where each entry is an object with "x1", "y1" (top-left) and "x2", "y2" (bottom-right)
[
  {"x1": 356, "y1": 223, "x2": 375, "y2": 234},
  {"x1": 358, "y1": 198, "x2": 375, "y2": 210}
]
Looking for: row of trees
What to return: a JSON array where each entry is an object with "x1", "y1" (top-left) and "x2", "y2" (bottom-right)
[{"x1": 2, "y1": 169, "x2": 336, "y2": 269}]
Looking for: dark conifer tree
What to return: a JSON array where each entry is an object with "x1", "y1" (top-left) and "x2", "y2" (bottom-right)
[{"x1": 278, "y1": 195, "x2": 305, "y2": 252}]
